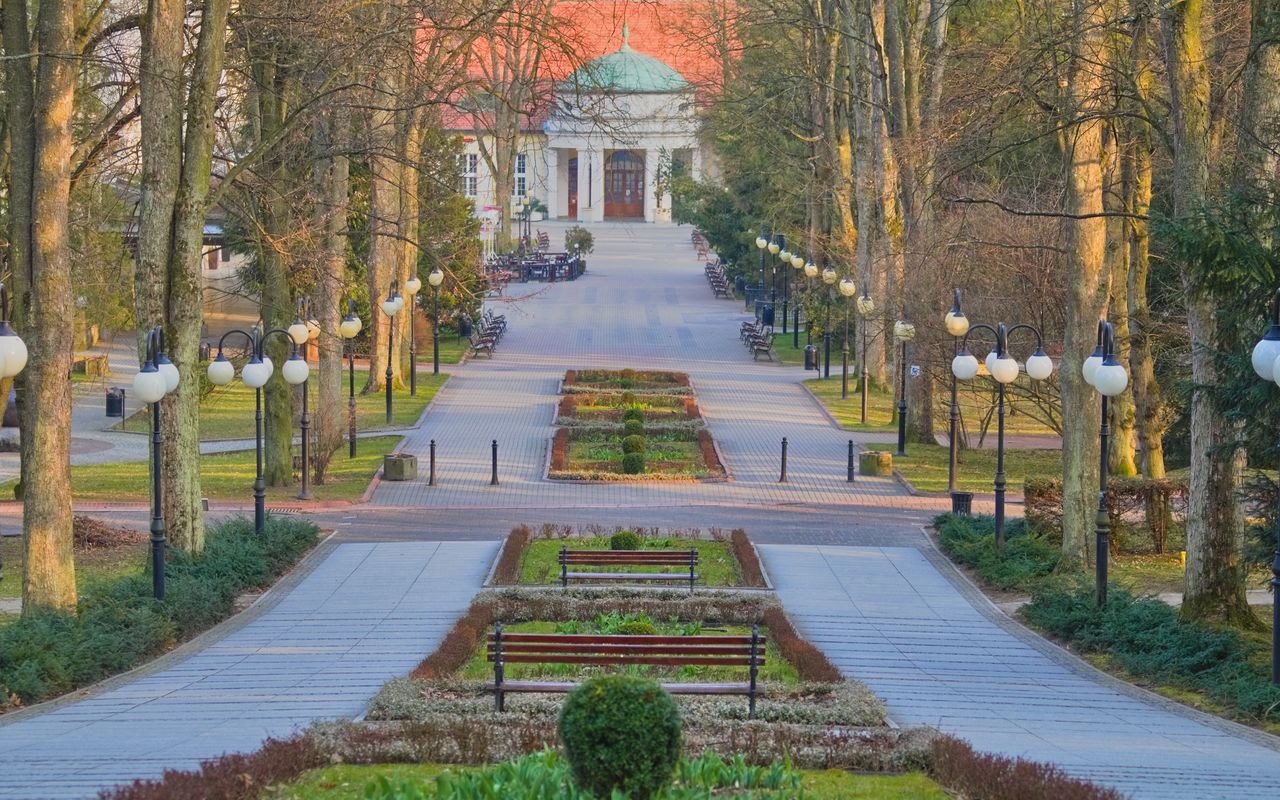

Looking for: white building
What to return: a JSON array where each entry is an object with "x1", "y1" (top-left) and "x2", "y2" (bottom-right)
[{"x1": 454, "y1": 25, "x2": 709, "y2": 225}]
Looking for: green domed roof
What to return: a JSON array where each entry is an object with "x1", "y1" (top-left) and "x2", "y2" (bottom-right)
[{"x1": 564, "y1": 24, "x2": 690, "y2": 93}]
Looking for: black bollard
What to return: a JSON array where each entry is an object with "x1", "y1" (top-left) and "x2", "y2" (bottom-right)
[
  {"x1": 491, "y1": 439, "x2": 499, "y2": 485},
  {"x1": 779, "y1": 437, "x2": 788, "y2": 483},
  {"x1": 847, "y1": 440, "x2": 856, "y2": 482},
  {"x1": 429, "y1": 439, "x2": 437, "y2": 486}
]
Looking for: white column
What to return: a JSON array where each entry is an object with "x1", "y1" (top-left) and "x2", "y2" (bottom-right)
[
  {"x1": 690, "y1": 145, "x2": 703, "y2": 182},
  {"x1": 589, "y1": 148, "x2": 605, "y2": 222},
  {"x1": 576, "y1": 147, "x2": 591, "y2": 222},
  {"x1": 544, "y1": 148, "x2": 560, "y2": 219},
  {"x1": 643, "y1": 149, "x2": 657, "y2": 223}
]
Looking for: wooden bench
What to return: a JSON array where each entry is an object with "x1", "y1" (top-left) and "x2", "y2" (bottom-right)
[
  {"x1": 488, "y1": 623, "x2": 764, "y2": 716},
  {"x1": 559, "y1": 547, "x2": 698, "y2": 590}
]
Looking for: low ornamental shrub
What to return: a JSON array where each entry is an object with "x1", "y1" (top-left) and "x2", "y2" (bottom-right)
[
  {"x1": 696, "y1": 429, "x2": 724, "y2": 475},
  {"x1": 730, "y1": 529, "x2": 767, "y2": 588},
  {"x1": 0, "y1": 516, "x2": 318, "y2": 707},
  {"x1": 557, "y1": 395, "x2": 577, "y2": 417},
  {"x1": 101, "y1": 735, "x2": 326, "y2": 800},
  {"x1": 559, "y1": 676, "x2": 682, "y2": 800},
  {"x1": 610, "y1": 530, "x2": 643, "y2": 550},
  {"x1": 624, "y1": 418, "x2": 645, "y2": 436},
  {"x1": 492, "y1": 525, "x2": 531, "y2": 585},
  {"x1": 622, "y1": 435, "x2": 647, "y2": 455},
  {"x1": 683, "y1": 398, "x2": 701, "y2": 419},
  {"x1": 550, "y1": 428, "x2": 571, "y2": 471},
  {"x1": 622, "y1": 407, "x2": 645, "y2": 424},
  {"x1": 622, "y1": 452, "x2": 646, "y2": 474},
  {"x1": 1022, "y1": 585, "x2": 1280, "y2": 723},
  {"x1": 934, "y1": 513, "x2": 1057, "y2": 591},
  {"x1": 929, "y1": 734, "x2": 1123, "y2": 800},
  {"x1": 616, "y1": 619, "x2": 659, "y2": 635}
]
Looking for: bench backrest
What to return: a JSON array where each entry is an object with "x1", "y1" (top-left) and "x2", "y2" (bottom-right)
[
  {"x1": 558, "y1": 548, "x2": 697, "y2": 567},
  {"x1": 487, "y1": 630, "x2": 764, "y2": 668}
]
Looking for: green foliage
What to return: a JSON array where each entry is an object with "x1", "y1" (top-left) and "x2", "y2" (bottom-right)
[
  {"x1": 610, "y1": 530, "x2": 642, "y2": 551},
  {"x1": 616, "y1": 619, "x2": 659, "y2": 636},
  {"x1": 621, "y1": 408, "x2": 645, "y2": 424},
  {"x1": 623, "y1": 419, "x2": 644, "y2": 436},
  {"x1": 559, "y1": 676, "x2": 682, "y2": 799},
  {"x1": 934, "y1": 514, "x2": 1058, "y2": 591},
  {"x1": 0, "y1": 516, "x2": 318, "y2": 705},
  {"x1": 622, "y1": 453, "x2": 646, "y2": 474},
  {"x1": 564, "y1": 225, "x2": 595, "y2": 255},
  {"x1": 621, "y1": 435, "x2": 647, "y2": 455},
  {"x1": 1022, "y1": 586, "x2": 1280, "y2": 722}
]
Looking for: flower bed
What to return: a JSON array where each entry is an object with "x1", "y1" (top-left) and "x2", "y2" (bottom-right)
[{"x1": 565, "y1": 368, "x2": 691, "y2": 391}]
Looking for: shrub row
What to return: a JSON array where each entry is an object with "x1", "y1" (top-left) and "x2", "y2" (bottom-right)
[
  {"x1": 935, "y1": 513, "x2": 1058, "y2": 592},
  {"x1": 929, "y1": 735, "x2": 1123, "y2": 800},
  {"x1": 1024, "y1": 477, "x2": 1188, "y2": 554},
  {"x1": 730, "y1": 528, "x2": 767, "y2": 588},
  {"x1": 565, "y1": 369, "x2": 691, "y2": 389},
  {"x1": 1021, "y1": 584, "x2": 1280, "y2": 723},
  {"x1": 100, "y1": 735, "x2": 327, "y2": 800},
  {"x1": 490, "y1": 525, "x2": 530, "y2": 585},
  {"x1": 2, "y1": 516, "x2": 319, "y2": 706}
]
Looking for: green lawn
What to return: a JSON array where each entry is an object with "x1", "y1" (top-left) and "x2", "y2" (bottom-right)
[
  {"x1": 519, "y1": 537, "x2": 739, "y2": 586},
  {"x1": 0, "y1": 435, "x2": 402, "y2": 504},
  {"x1": 866, "y1": 442, "x2": 1062, "y2": 494},
  {"x1": 116, "y1": 375, "x2": 447, "y2": 440},
  {"x1": 805, "y1": 376, "x2": 897, "y2": 431},
  {"x1": 430, "y1": 336, "x2": 468, "y2": 366},
  {"x1": 0, "y1": 535, "x2": 146, "y2": 599},
  {"x1": 456, "y1": 619, "x2": 800, "y2": 685},
  {"x1": 771, "y1": 331, "x2": 811, "y2": 366},
  {"x1": 567, "y1": 439, "x2": 709, "y2": 476}
]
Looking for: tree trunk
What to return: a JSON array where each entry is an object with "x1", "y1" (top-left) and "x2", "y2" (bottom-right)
[
  {"x1": 1162, "y1": 0, "x2": 1252, "y2": 624},
  {"x1": 1104, "y1": 127, "x2": 1137, "y2": 477},
  {"x1": 312, "y1": 110, "x2": 349, "y2": 482},
  {"x1": 365, "y1": 95, "x2": 402, "y2": 393},
  {"x1": 1058, "y1": 0, "x2": 1110, "y2": 572},
  {"x1": 9, "y1": 0, "x2": 80, "y2": 612}
]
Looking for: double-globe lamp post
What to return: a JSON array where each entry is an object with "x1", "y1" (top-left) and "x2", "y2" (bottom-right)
[
  {"x1": 821, "y1": 266, "x2": 838, "y2": 378},
  {"x1": 131, "y1": 325, "x2": 178, "y2": 600},
  {"x1": 0, "y1": 285, "x2": 27, "y2": 584},
  {"x1": 1248, "y1": 289, "x2": 1280, "y2": 681},
  {"x1": 207, "y1": 324, "x2": 311, "y2": 533},
  {"x1": 404, "y1": 275, "x2": 422, "y2": 396},
  {"x1": 944, "y1": 290, "x2": 970, "y2": 506},
  {"x1": 856, "y1": 285, "x2": 875, "y2": 424},
  {"x1": 893, "y1": 316, "x2": 916, "y2": 456},
  {"x1": 428, "y1": 267, "x2": 444, "y2": 374},
  {"x1": 952, "y1": 322, "x2": 1054, "y2": 552},
  {"x1": 381, "y1": 282, "x2": 404, "y2": 425},
  {"x1": 839, "y1": 276, "x2": 857, "y2": 399},
  {"x1": 1082, "y1": 319, "x2": 1128, "y2": 608},
  {"x1": 340, "y1": 301, "x2": 363, "y2": 457}
]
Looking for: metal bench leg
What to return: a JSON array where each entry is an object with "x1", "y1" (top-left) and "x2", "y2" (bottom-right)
[
  {"x1": 561, "y1": 546, "x2": 568, "y2": 588},
  {"x1": 494, "y1": 622, "x2": 505, "y2": 712},
  {"x1": 690, "y1": 548, "x2": 696, "y2": 593},
  {"x1": 748, "y1": 624, "x2": 759, "y2": 719}
]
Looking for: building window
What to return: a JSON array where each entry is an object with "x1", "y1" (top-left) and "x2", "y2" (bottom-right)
[
  {"x1": 461, "y1": 153, "x2": 478, "y2": 197},
  {"x1": 515, "y1": 153, "x2": 527, "y2": 197}
]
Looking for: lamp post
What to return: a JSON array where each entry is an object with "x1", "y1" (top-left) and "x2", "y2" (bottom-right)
[
  {"x1": 1250, "y1": 290, "x2": 1280, "y2": 681},
  {"x1": 792, "y1": 255, "x2": 805, "y2": 348},
  {"x1": 856, "y1": 284, "x2": 875, "y2": 423},
  {"x1": 339, "y1": 301, "x2": 363, "y2": 457},
  {"x1": 429, "y1": 266, "x2": 444, "y2": 375},
  {"x1": 404, "y1": 274, "x2": 422, "y2": 395},
  {"x1": 894, "y1": 315, "x2": 916, "y2": 455},
  {"x1": 207, "y1": 325, "x2": 310, "y2": 533},
  {"x1": 952, "y1": 322, "x2": 1054, "y2": 552},
  {"x1": 944, "y1": 290, "x2": 971, "y2": 505},
  {"x1": 382, "y1": 281, "x2": 403, "y2": 425},
  {"x1": 132, "y1": 325, "x2": 178, "y2": 599},
  {"x1": 1084, "y1": 319, "x2": 1128, "y2": 608},
  {"x1": 821, "y1": 266, "x2": 837, "y2": 378},
  {"x1": 755, "y1": 231, "x2": 768, "y2": 308},
  {"x1": 287, "y1": 301, "x2": 318, "y2": 501},
  {"x1": 839, "y1": 277, "x2": 857, "y2": 398},
  {"x1": 766, "y1": 236, "x2": 780, "y2": 320},
  {"x1": 0, "y1": 285, "x2": 26, "y2": 584},
  {"x1": 773, "y1": 238, "x2": 788, "y2": 310}
]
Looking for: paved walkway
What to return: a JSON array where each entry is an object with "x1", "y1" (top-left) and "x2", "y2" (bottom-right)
[
  {"x1": 372, "y1": 222, "x2": 964, "y2": 513},
  {"x1": 762, "y1": 544, "x2": 1280, "y2": 799},
  {"x1": 0, "y1": 540, "x2": 495, "y2": 798}
]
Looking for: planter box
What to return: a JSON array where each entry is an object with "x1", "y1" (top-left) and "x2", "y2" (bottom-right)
[
  {"x1": 859, "y1": 451, "x2": 892, "y2": 477},
  {"x1": 383, "y1": 453, "x2": 417, "y2": 481}
]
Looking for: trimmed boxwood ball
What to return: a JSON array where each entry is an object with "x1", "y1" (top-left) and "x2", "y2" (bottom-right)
[
  {"x1": 610, "y1": 530, "x2": 642, "y2": 550},
  {"x1": 621, "y1": 407, "x2": 645, "y2": 424},
  {"x1": 621, "y1": 435, "x2": 646, "y2": 455},
  {"x1": 622, "y1": 452, "x2": 646, "y2": 474},
  {"x1": 616, "y1": 619, "x2": 658, "y2": 635},
  {"x1": 623, "y1": 418, "x2": 644, "y2": 436},
  {"x1": 559, "y1": 675, "x2": 682, "y2": 800}
]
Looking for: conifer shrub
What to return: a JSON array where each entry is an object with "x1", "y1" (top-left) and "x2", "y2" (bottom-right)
[
  {"x1": 559, "y1": 676, "x2": 681, "y2": 799},
  {"x1": 609, "y1": 530, "x2": 642, "y2": 550},
  {"x1": 621, "y1": 435, "x2": 646, "y2": 455},
  {"x1": 622, "y1": 453, "x2": 646, "y2": 474}
]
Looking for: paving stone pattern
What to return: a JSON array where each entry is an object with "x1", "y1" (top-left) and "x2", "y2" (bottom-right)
[
  {"x1": 762, "y1": 544, "x2": 1280, "y2": 799},
  {"x1": 373, "y1": 222, "x2": 966, "y2": 512},
  {"x1": 0, "y1": 541, "x2": 494, "y2": 799}
]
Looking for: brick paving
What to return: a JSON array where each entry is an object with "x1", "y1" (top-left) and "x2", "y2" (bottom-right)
[
  {"x1": 763, "y1": 544, "x2": 1280, "y2": 799},
  {"x1": 0, "y1": 540, "x2": 494, "y2": 798}
]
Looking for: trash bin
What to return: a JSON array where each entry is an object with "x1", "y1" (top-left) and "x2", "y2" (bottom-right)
[
  {"x1": 105, "y1": 387, "x2": 125, "y2": 418},
  {"x1": 951, "y1": 491, "x2": 974, "y2": 516},
  {"x1": 458, "y1": 315, "x2": 473, "y2": 338},
  {"x1": 383, "y1": 453, "x2": 417, "y2": 481},
  {"x1": 804, "y1": 344, "x2": 819, "y2": 371},
  {"x1": 734, "y1": 275, "x2": 746, "y2": 294},
  {"x1": 759, "y1": 302, "x2": 775, "y2": 327}
]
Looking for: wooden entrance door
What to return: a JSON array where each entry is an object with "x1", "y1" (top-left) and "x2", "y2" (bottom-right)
[
  {"x1": 604, "y1": 150, "x2": 645, "y2": 219},
  {"x1": 567, "y1": 157, "x2": 578, "y2": 218}
]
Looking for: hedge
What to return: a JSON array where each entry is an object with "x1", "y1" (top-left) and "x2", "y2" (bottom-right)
[{"x1": 0, "y1": 515, "x2": 319, "y2": 707}]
